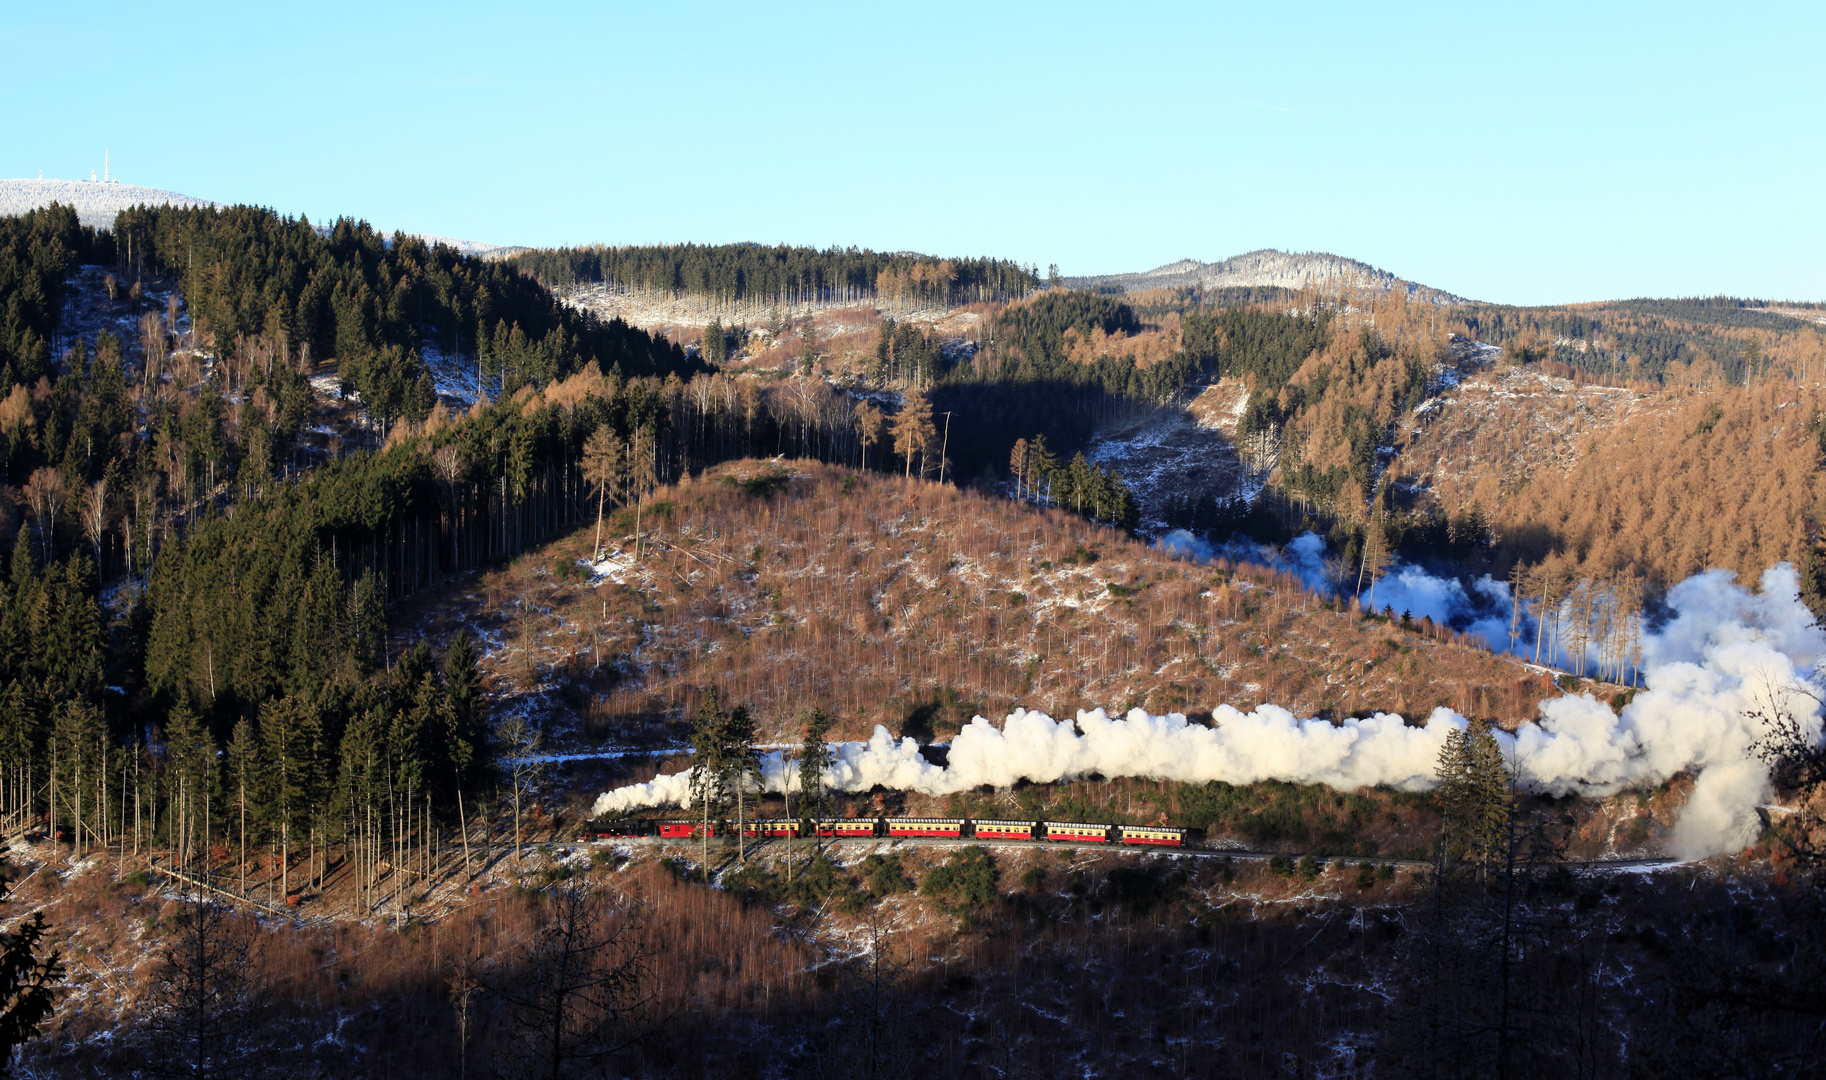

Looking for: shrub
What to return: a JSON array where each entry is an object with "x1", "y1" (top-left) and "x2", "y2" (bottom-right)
[
  {"x1": 788, "y1": 854, "x2": 851, "y2": 904},
  {"x1": 1106, "y1": 864, "x2": 1180, "y2": 914},
  {"x1": 1297, "y1": 855, "x2": 1319, "y2": 880},
  {"x1": 921, "y1": 846, "x2": 997, "y2": 912},
  {"x1": 863, "y1": 853, "x2": 913, "y2": 896},
  {"x1": 1268, "y1": 855, "x2": 1293, "y2": 877}
]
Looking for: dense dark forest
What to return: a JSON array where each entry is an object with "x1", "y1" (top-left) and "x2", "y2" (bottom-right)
[
  {"x1": 513, "y1": 241, "x2": 1040, "y2": 308},
  {"x1": 931, "y1": 291, "x2": 1340, "y2": 497},
  {"x1": 0, "y1": 203, "x2": 742, "y2": 922},
  {"x1": 0, "y1": 205, "x2": 114, "y2": 388},
  {"x1": 112, "y1": 205, "x2": 696, "y2": 415}
]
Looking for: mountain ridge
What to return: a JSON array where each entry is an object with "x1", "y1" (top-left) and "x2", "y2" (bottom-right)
[
  {"x1": 1066, "y1": 248, "x2": 1470, "y2": 303},
  {"x1": 0, "y1": 177, "x2": 216, "y2": 227},
  {"x1": 0, "y1": 177, "x2": 513, "y2": 256}
]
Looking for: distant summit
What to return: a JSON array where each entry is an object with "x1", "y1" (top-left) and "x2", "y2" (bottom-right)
[
  {"x1": 1065, "y1": 249, "x2": 1468, "y2": 303},
  {"x1": 0, "y1": 177, "x2": 217, "y2": 227},
  {"x1": 0, "y1": 177, "x2": 517, "y2": 257}
]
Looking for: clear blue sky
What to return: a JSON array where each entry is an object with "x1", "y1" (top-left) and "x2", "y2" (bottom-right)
[{"x1": 5, "y1": 1, "x2": 1821, "y2": 305}]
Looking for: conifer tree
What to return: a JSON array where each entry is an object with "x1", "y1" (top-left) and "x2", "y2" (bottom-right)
[
  {"x1": 1025, "y1": 434, "x2": 1058, "y2": 505},
  {"x1": 1008, "y1": 438, "x2": 1030, "y2": 501},
  {"x1": 258, "y1": 696, "x2": 320, "y2": 901},
  {"x1": 0, "y1": 878, "x2": 63, "y2": 1071},
  {"x1": 225, "y1": 719, "x2": 256, "y2": 899},
  {"x1": 442, "y1": 628, "x2": 485, "y2": 791},
  {"x1": 702, "y1": 318, "x2": 725, "y2": 365},
  {"x1": 687, "y1": 692, "x2": 730, "y2": 877},
  {"x1": 163, "y1": 703, "x2": 216, "y2": 870},
  {"x1": 1434, "y1": 717, "x2": 1512, "y2": 875},
  {"x1": 1357, "y1": 510, "x2": 1392, "y2": 611},
  {"x1": 798, "y1": 709, "x2": 834, "y2": 852},
  {"x1": 47, "y1": 701, "x2": 106, "y2": 858}
]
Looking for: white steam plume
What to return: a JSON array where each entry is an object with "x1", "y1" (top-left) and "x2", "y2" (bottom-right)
[{"x1": 591, "y1": 565, "x2": 1824, "y2": 859}]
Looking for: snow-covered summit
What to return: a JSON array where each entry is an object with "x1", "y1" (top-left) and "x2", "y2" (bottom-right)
[
  {"x1": 0, "y1": 177, "x2": 217, "y2": 227},
  {"x1": 1, "y1": 178, "x2": 514, "y2": 256},
  {"x1": 1066, "y1": 248, "x2": 1468, "y2": 303}
]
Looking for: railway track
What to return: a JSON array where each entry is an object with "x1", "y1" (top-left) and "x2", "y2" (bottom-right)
[{"x1": 564, "y1": 834, "x2": 1681, "y2": 873}]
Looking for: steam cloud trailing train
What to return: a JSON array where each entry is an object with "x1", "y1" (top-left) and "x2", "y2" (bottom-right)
[{"x1": 585, "y1": 817, "x2": 1188, "y2": 846}]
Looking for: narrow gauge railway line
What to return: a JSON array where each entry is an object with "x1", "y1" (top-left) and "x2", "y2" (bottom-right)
[
  {"x1": 570, "y1": 834, "x2": 1678, "y2": 873},
  {"x1": 567, "y1": 818, "x2": 1680, "y2": 873}
]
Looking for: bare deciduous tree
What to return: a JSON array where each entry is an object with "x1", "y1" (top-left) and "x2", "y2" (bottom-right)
[
  {"x1": 22, "y1": 468, "x2": 65, "y2": 563},
  {"x1": 855, "y1": 400, "x2": 884, "y2": 473},
  {"x1": 80, "y1": 480, "x2": 108, "y2": 566},
  {"x1": 580, "y1": 426, "x2": 623, "y2": 562},
  {"x1": 890, "y1": 391, "x2": 934, "y2": 480},
  {"x1": 496, "y1": 717, "x2": 547, "y2": 862},
  {"x1": 488, "y1": 887, "x2": 655, "y2": 1080}
]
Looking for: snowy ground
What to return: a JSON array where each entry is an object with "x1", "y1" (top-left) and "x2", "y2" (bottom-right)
[
  {"x1": 53, "y1": 265, "x2": 188, "y2": 364},
  {"x1": 1084, "y1": 379, "x2": 1254, "y2": 533},
  {"x1": 417, "y1": 340, "x2": 478, "y2": 408}
]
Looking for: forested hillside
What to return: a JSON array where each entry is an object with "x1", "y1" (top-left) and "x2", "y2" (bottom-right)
[
  {"x1": 3, "y1": 201, "x2": 1826, "y2": 1074},
  {"x1": 514, "y1": 241, "x2": 1039, "y2": 309},
  {"x1": 114, "y1": 205, "x2": 696, "y2": 412},
  {"x1": 0, "y1": 202, "x2": 733, "y2": 907},
  {"x1": 0, "y1": 204, "x2": 114, "y2": 387},
  {"x1": 1459, "y1": 295, "x2": 1826, "y2": 386}
]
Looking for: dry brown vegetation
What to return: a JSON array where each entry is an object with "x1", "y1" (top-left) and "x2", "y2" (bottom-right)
[
  {"x1": 10, "y1": 852, "x2": 825, "y2": 1076},
  {"x1": 14, "y1": 826, "x2": 1817, "y2": 1078},
  {"x1": 1399, "y1": 371, "x2": 1826, "y2": 586},
  {"x1": 401, "y1": 460, "x2": 1553, "y2": 749}
]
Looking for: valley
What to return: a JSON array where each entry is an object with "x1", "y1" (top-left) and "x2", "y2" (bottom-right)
[{"x1": 0, "y1": 200, "x2": 1822, "y2": 1078}]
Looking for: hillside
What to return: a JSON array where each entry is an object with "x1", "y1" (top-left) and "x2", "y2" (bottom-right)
[
  {"x1": 1393, "y1": 369, "x2": 1826, "y2": 591},
  {"x1": 0, "y1": 177, "x2": 216, "y2": 226},
  {"x1": 0, "y1": 178, "x2": 514, "y2": 255},
  {"x1": 402, "y1": 459, "x2": 1553, "y2": 750},
  {"x1": 1064, "y1": 248, "x2": 1469, "y2": 303}
]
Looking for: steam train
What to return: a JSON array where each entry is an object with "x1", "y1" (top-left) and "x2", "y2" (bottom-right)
[{"x1": 583, "y1": 816, "x2": 1188, "y2": 847}]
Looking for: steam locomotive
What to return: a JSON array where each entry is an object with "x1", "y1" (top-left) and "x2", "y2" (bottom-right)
[{"x1": 583, "y1": 816, "x2": 1188, "y2": 847}]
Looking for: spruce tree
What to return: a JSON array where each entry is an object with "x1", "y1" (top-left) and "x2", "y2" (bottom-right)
[
  {"x1": 1434, "y1": 717, "x2": 1512, "y2": 874},
  {"x1": 163, "y1": 703, "x2": 216, "y2": 870},
  {"x1": 258, "y1": 696, "x2": 320, "y2": 901},
  {"x1": 798, "y1": 709, "x2": 834, "y2": 850},
  {"x1": 891, "y1": 391, "x2": 935, "y2": 479},
  {"x1": 442, "y1": 628, "x2": 485, "y2": 792},
  {"x1": 687, "y1": 691, "x2": 730, "y2": 878},
  {"x1": 722, "y1": 705, "x2": 761, "y2": 864},
  {"x1": 580, "y1": 425, "x2": 623, "y2": 561},
  {"x1": 1026, "y1": 434, "x2": 1059, "y2": 504},
  {"x1": 703, "y1": 318, "x2": 725, "y2": 365},
  {"x1": 0, "y1": 878, "x2": 63, "y2": 1069},
  {"x1": 225, "y1": 719, "x2": 256, "y2": 900}
]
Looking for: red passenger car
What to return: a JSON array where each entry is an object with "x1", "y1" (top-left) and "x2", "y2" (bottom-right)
[
  {"x1": 885, "y1": 817, "x2": 964, "y2": 838},
  {"x1": 743, "y1": 819, "x2": 803, "y2": 838},
  {"x1": 1117, "y1": 825, "x2": 1187, "y2": 847},
  {"x1": 816, "y1": 818, "x2": 880, "y2": 838},
  {"x1": 971, "y1": 819, "x2": 1037, "y2": 841}
]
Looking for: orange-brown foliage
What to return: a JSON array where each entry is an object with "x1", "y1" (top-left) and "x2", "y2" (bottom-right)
[{"x1": 402, "y1": 461, "x2": 1548, "y2": 745}]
